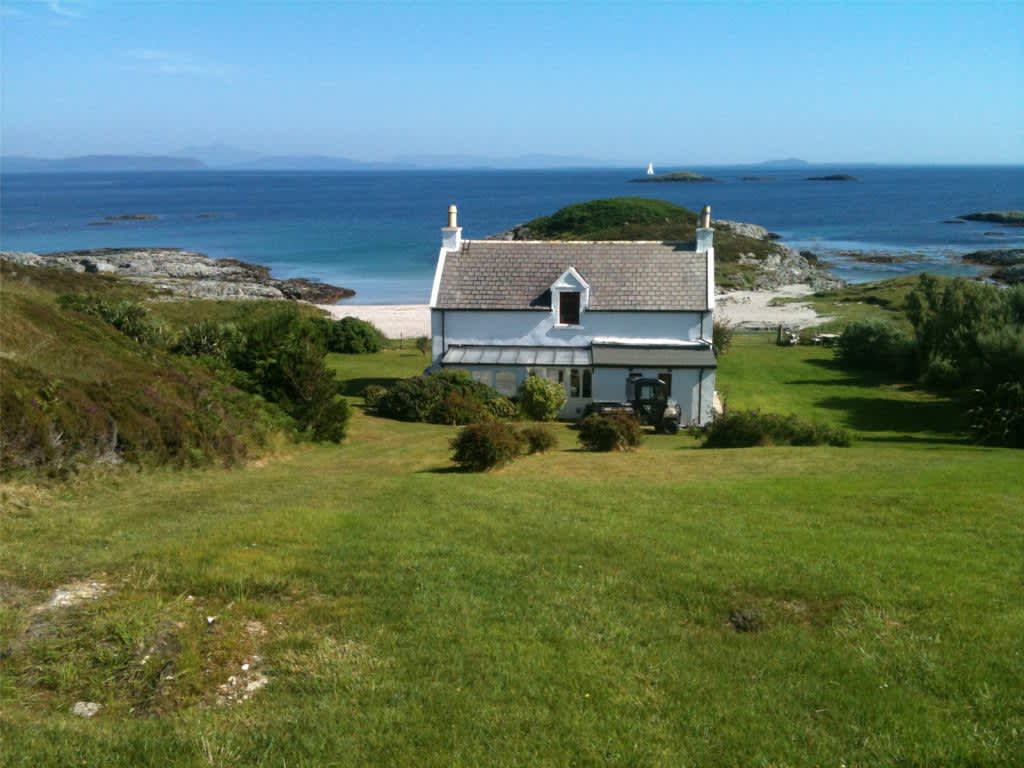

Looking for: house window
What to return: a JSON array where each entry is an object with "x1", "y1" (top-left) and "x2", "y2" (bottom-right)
[
  {"x1": 559, "y1": 292, "x2": 581, "y2": 325},
  {"x1": 495, "y1": 371, "x2": 517, "y2": 397},
  {"x1": 567, "y1": 368, "x2": 592, "y2": 399},
  {"x1": 472, "y1": 370, "x2": 492, "y2": 387}
]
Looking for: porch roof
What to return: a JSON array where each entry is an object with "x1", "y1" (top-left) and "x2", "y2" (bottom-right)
[
  {"x1": 442, "y1": 345, "x2": 593, "y2": 366},
  {"x1": 591, "y1": 344, "x2": 717, "y2": 368}
]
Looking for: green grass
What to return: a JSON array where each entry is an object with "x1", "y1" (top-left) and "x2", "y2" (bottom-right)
[
  {"x1": 2, "y1": 336, "x2": 1022, "y2": 766},
  {"x1": 775, "y1": 276, "x2": 933, "y2": 332}
]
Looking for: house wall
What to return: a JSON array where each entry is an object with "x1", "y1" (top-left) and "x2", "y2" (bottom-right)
[
  {"x1": 451, "y1": 364, "x2": 715, "y2": 425},
  {"x1": 432, "y1": 308, "x2": 707, "y2": 360}
]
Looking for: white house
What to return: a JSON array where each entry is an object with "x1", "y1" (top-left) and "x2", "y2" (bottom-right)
[{"x1": 429, "y1": 205, "x2": 718, "y2": 424}]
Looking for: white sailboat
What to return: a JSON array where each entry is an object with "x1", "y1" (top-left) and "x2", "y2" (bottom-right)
[{"x1": 646, "y1": 162, "x2": 655, "y2": 176}]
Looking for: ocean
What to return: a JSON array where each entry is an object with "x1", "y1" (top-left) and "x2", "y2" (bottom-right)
[{"x1": 2, "y1": 166, "x2": 1022, "y2": 303}]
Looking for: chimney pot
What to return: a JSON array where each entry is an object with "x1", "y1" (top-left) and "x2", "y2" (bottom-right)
[
  {"x1": 701, "y1": 205, "x2": 711, "y2": 229},
  {"x1": 447, "y1": 204, "x2": 458, "y2": 228}
]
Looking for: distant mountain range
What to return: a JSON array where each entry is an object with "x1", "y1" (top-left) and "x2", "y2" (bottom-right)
[
  {"x1": 2, "y1": 155, "x2": 206, "y2": 172},
  {"x1": 2, "y1": 148, "x2": 611, "y2": 173},
  {"x1": 1, "y1": 150, "x2": 856, "y2": 174}
]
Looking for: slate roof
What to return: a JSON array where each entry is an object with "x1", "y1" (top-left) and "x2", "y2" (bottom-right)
[{"x1": 434, "y1": 241, "x2": 709, "y2": 311}]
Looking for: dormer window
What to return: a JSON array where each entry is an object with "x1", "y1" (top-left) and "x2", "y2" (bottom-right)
[
  {"x1": 551, "y1": 267, "x2": 589, "y2": 327},
  {"x1": 559, "y1": 291, "x2": 581, "y2": 325}
]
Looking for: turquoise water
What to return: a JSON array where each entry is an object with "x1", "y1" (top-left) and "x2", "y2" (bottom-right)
[{"x1": 2, "y1": 167, "x2": 1022, "y2": 302}]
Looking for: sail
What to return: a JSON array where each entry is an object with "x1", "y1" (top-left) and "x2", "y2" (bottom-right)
[{"x1": 646, "y1": 162, "x2": 655, "y2": 175}]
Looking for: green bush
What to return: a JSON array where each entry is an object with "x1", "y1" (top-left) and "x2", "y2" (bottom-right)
[
  {"x1": 518, "y1": 374, "x2": 566, "y2": 421},
  {"x1": 58, "y1": 294, "x2": 162, "y2": 345},
  {"x1": 713, "y1": 320, "x2": 735, "y2": 357},
  {"x1": 362, "y1": 384, "x2": 388, "y2": 409},
  {"x1": 702, "y1": 410, "x2": 851, "y2": 449},
  {"x1": 433, "y1": 390, "x2": 492, "y2": 426},
  {"x1": 836, "y1": 319, "x2": 913, "y2": 373},
  {"x1": 230, "y1": 308, "x2": 350, "y2": 442},
  {"x1": 375, "y1": 370, "x2": 507, "y2": 425},
  {"x1": 520, "y1": 424, "x2": 557, "y2": 454},
  {"x1": 578, "y1": 413, "x2": 642, "y2": 452},
  {"x1": 484, "y1": 396, "x2": 518, "y2": 420},
  {"x1": 450, "y1": 422, "x2": 524, "y2": 471},
  {"x1": 326, "y1": 316, "x2": 384, "y2": 354}
]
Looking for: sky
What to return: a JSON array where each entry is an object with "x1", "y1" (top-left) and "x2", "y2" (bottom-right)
[{"x1": 1, "y1": 0, "x2": 1022, "y2": 165}]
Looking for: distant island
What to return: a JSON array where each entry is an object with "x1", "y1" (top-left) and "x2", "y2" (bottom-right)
[
  {"x1": 806, "y1": 174, "x2": 857, "y2": 181},
  {"x1": 631, "y1": 171, "x2": 715, "y2": 183},
  {"x1": 956, "y1": 211, "x2": 1024, "y2": 226}
]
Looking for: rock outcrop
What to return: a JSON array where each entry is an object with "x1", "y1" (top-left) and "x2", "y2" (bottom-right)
[
  {"x1": 957, "y1": 211, "x2": 1024, "y2": 226},
  {"x1": 0, "y1": 248, "x2": 354, "y2": 302},
  {"x1": 962, "y1": 248, "x2": 1024, "y2": 284}
]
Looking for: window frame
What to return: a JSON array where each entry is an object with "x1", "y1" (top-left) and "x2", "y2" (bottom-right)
[{"x1": 558, "y1": 291, "x2": 582, "y2": 326}]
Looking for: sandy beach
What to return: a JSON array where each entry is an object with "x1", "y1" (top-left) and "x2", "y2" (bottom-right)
[
  {"x1": 714, "y1": 283, "x2": 832, "y2": 329},
  {"x1": 318, "y1": 284, "x2": 829, "y2": 338},
  {"x1": 317, "y1": 303, "x2": 432, "y2": 339}
]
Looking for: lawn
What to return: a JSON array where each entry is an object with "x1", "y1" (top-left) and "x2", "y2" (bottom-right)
[{"x1": 1, "y1": 334, "x2": 1021, "y2": 766}]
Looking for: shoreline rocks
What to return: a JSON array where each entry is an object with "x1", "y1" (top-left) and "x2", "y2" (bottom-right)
[
  {"x1": 961, "y1": 248, "x2": 1024, "y2": 284},
  {"x1": 0, "y1": 248, "x2": 354, "y2": 302}
]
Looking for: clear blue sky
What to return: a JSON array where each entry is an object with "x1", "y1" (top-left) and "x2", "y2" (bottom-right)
[{"x1": 2, "y1": 0, "x2": 1021, "y2": 164}]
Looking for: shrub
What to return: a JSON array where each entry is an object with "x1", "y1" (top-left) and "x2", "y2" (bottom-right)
[
  {"x1": 230, "y1": 308, "x2": 350, "y2": 442},
  {"x1": 483, "y1": 396, "x2": 518, "y2": 420},
  {"x1": 362, "y1": 384, "x2": 388, "y2": 409},
  {"x1": 375, "y1": 370, "x2": 508, "y2": 425},
  {"x1": 450, "y1": 421, "x2": 523, "y2": 471},
  {"x1": 58, "y1": 294, "x2": 162, "y2": 345},
  {"x1": 919, "y1": 357, "x2": 962, "y2": 392},
  {"x1": 578, "y1": 413, "x2": 642, "y2": 452},
  {"x1": 701, "y1": 410, "x2": 851, "y2": 449},
  {"x1": 966, "y1": 381, "x2": 1024, "y2": 448},
  {"x1": 326, "y1": 316, "x2": 384, "y2": 354},
  {"x1": 836, "y1": 319, "x2": 913, "y2": 373},
  {"x1": 433, "y1": 390, "x2": 491, "y2": 425},
  {"x1": 519, "y1": 424, "x2": 557, "y2": 454},
  {"x1": 415, "y1": 336, "x2": 430, "y2": 357},
  {"x1": 713, "y1": 320, "x2": 735, "y2": 357},
  {"x1": 518, "y1": 374, "x2": 566, "y2": 421},
  {"x1": 173, "y1": 320, "x2": 240, "y2": 360}
]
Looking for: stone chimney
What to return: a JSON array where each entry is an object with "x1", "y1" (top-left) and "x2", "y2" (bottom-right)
[
  {"x1": 696, "y1": 204, "x2": 713, "y2": 252},
  {"x1": 441, "y1": 203, "x2": 462, "y2": 252}
]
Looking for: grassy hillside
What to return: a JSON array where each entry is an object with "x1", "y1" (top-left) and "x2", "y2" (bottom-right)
[
  {"x1": 0, "y1": 262, "x2": 330, "y2": 476},
  {"x1": 520, "y1": 198, "x2": 784, "y2": 288},
  {"x1": 2, "y1": 335, "x2": 1020, "y2": 766}
]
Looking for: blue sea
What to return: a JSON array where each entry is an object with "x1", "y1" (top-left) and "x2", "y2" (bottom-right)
[{"x1": 2, "y1": 166, "x2": 1022, "y2": 303}]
